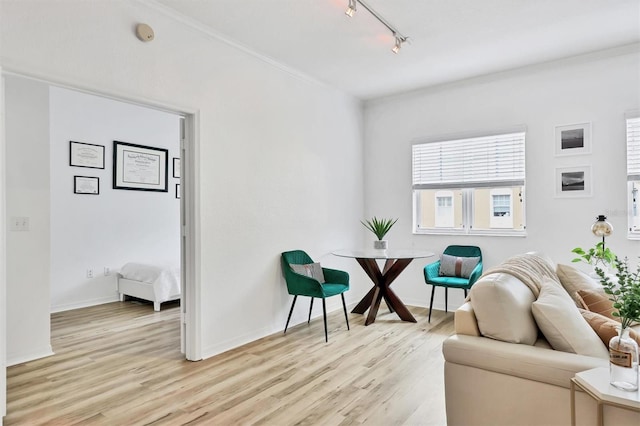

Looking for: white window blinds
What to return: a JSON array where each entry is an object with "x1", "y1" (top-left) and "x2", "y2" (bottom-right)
[
  {"x1": 627, "y1": 117, "x2": 640, "y2": 181},
  {"x1": 412, "y1": 132, "x2": 526, "y2": 189}
]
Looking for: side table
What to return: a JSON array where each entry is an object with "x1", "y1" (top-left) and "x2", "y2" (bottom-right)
[{"x1": 570, "y1": 367, "x2": 640, "y2": 426}]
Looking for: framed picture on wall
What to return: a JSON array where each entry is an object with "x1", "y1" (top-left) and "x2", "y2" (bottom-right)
[
  {"x1": 555, "y1": 123, "x2": 591, "y2": 156},
  {"x1": 69, "y1": 141, "x2": 105, "y2": 169},
  {"x1": 176, "y1": 183, "x2": 180, "y2": 199},
  {"x1": 113, "y1": 141, "x2": 168, "y2": 192},
  {"x1": 555, "y1": 165, "x2": 592, "y2": 197},
  {"x1": 173, "y1": 157, "x2": 181, "y2": 178},
  {"x1": 74, "y1": 176, "x2": 100, "y2": 195}
]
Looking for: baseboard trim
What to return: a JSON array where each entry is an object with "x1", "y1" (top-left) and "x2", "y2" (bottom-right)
[
  {"x1": 201, "y1": 300, "x2": 352, "y2": 360},
  {"x1": 51, "y1": 295, "x2": 120, "y2": 313},
  {"x1": 7, "y1": 346, "x2": 54, "y2": 367}
]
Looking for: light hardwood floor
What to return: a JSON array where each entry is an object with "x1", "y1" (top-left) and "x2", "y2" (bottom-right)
[{"x1": 6, "y1": 300, "x2": 454, "y2": 425}]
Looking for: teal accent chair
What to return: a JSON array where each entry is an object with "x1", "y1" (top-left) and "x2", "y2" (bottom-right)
[
  {"x1": 281, "y1": 250, "x2": 350, "y2": 342},
  {"x1": 423, "y1": 245, "x2": 483, "y2": 322}
]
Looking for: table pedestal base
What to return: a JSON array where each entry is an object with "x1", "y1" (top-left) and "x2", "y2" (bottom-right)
[{"x1": 351, "y1": 258, "x2": 417, "y2": 326}]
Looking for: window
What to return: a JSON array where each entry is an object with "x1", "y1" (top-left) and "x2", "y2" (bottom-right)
[
  {"x1": 412, "y1": 131, "x2": 526, "y2": 235},
  {"x1": 627, "y1": 116, "x2": 640, "y2": 238}
]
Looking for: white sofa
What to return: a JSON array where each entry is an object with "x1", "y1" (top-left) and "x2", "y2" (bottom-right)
[{"x1": 442, "y1": 254, "x2": 640, "y2": 426}]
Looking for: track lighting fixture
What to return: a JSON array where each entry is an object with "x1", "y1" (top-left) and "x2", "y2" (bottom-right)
[
  {"x1": 344, "y1": 0, "x2": 409, "y2": 54},
  {"x1": 345, "y1": 0, "x2": 357, "y2": 17},
  {"x1": 392, "y1": 34, "x2": 406, "y2": 54}
]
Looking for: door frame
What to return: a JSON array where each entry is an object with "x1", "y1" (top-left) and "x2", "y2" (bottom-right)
[
  {"x1": 1, "y1": 67, "x2": 7, "y2": 421},
  {"x1": 0, "y1": 70, "x2": 202, "y2": 371}
]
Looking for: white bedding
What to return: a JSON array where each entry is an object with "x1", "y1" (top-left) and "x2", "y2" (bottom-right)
[{"x1": 119, "y1": 262, "x2": 181, "y2": 303}]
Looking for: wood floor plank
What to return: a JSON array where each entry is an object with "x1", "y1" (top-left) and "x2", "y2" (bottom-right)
[{"x1": 5, "y1": 301, "x2": 454, "y2": 425}]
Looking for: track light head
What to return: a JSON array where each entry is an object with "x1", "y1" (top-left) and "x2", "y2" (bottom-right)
[
  {"x1": 345, "y1": 0, "x2": 357, "y2": 17},
  {"x1": 392, "y1": 35, "x2": 405, "y2": 54}
]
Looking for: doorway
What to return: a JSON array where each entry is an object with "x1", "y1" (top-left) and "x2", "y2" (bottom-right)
[{"x1": 1, "y1": 73, "x2": 200, "y2": 374}]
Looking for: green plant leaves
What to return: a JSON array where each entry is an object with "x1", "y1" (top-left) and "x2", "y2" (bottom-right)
[
  {"x1": 595, "y1": 257, "x2": 640, "y2": 329},
  {"x1": 571, "y1": 242, "x2": 616, "y2": 269},
  {"x1": 361, "y1": 217, "x2": 398, "y2": 240}
]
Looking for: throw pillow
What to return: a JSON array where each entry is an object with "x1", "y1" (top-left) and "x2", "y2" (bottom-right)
[
  {"x1": 556, "y1": 264, "x2": 600, "y2": 307},
  {"x1": 291, "y1": 263, "x2": 325, "y2": 283},
  {"x1": 575, "y1": 289, "x2": 617, "y2": 321},
  {"x1": 532, "y1": 278, "x2": 609, "y2": 359},
  {"x1": 579, "y1": 309, "x2": 640, "y2": 348},
  {"x1": 439, "y1": 254, "x2": 480, "y2": 278},
  {"x1": 469, "y1": 272, "x2": 538, "y2": 345}
]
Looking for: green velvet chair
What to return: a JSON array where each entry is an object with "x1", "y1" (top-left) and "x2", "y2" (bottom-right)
[
  {"x1": 423, "y1": 245, "x2": 483, "y2": 322},
  {"x1": 281, "y1": 250, "x2": 350, "y2": 342}
]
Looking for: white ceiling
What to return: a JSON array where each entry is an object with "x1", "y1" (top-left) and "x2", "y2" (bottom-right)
[{"x1": 153, "y1": 0, "x2": 640, "y2": 100}]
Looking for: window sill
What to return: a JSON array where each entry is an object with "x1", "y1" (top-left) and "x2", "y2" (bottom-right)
[{"x1": 414, "y1": 228, "x2": 527, "y2": 238}]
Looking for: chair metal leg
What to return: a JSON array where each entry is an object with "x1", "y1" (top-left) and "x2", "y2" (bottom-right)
[
  {"x1": 322, "y1": 298, "x2": 328, "y2": 343},
  {"x1": 445, "y1": 287, "x2": 449, "y2": 313},
  {"x1": 308, "y1": 297, "x2": 314, "y2": 324},
  {"x1": 428, "y1": 285, "x2": 436, "y2": 323},
  {"x1": 341, "y1": 293, "x2": 350, "y2": 330},
  {"x1": 284, "y1": 295, "x2": 297, "y2": 334}
]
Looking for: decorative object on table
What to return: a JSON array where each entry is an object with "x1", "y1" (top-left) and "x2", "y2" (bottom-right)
[
  {"x1": 423, "y1": 245, "x2": 482, "y2": 323},
  {"x1": 360, "y1": 217, "x2": 398, "y2": 250},
  {"x1": 73, "y1": 176, "x2": 99, "y2": 195},
  {"x1": 595, "y1": 257, "x2": 640, "y2": 391},
  {"x1": 571, "y1": 215, "x2": 616, "y2": 274},
  {"x1": 69, "y1": 141, "x2": 105, "y2": 169},
  {"x1": 554, "y1": 122, "x2": 592, "y2": 156},
  {"x1": 555, "y1": 165, "x2": 592, "y2": 197},
  {"x1": 173, "y1": 157, "x2": 180, "y2": 178},
  {"x1": 591, "y1": 215, "x2": 613, "y2": 251},
  {"x1": 113, "y1": 141, "x2": 168, "y2": 192},
  {"x1": 281, "y1": 250, "x2": 350, "y2": 342}
]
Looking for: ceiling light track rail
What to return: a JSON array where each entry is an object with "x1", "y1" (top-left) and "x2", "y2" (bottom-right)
[{"x1": 345, "y1": 0, "x2": 409, "y2": 53}]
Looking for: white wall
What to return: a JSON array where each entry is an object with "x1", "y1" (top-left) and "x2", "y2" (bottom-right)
[
  {"x1": 364, "y1": 46, "x2": 640, "y2": 312},
  {"x1": 49, "y1": 86, "x2": 181, "y2": 312},
  {"x1": 0, "y1": 0, "x2": 365, "y2": 362},
  {"x1": 4, "y1": 76, "x2": 53, "y2": 365}
]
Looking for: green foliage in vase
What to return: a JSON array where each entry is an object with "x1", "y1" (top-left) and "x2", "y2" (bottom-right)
[
  {"x1": 596, "y1": 257, "x2": 640, "y2": 330},
  {"x1": 361, "y1": 217, "x2": 398, "y2": 241},
  {"x1": 571, "y1": 242, "x2": 616, "y2": 269}
]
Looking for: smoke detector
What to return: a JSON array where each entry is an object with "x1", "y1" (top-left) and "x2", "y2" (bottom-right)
[{"x1": 135, "y1": 23, "x2": 154, "y2": 42}]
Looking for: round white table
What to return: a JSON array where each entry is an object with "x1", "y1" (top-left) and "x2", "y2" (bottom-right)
[{"x1": 332, "y1": 249, "x2": 434, "y2": 325}]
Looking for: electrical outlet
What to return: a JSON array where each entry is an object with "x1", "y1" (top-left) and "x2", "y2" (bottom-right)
[
  {"x1": 104, "y1": 267, "x2": 110, "y2": 276},
  {"x1": 9, "y1": 216, "x2": 29, "y2": 231},
  {"x1": 87, "y1": 269, "x2": 94, "y2": 279}
]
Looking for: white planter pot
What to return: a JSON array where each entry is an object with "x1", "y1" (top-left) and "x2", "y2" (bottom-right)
[{"x1": 374, "y1": 240, "x2": 388, "y2": 250}]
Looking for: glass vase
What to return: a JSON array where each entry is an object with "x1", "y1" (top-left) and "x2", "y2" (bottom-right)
[{"x1": 609, "y1": 326, "x2": 639, "y2": 391}]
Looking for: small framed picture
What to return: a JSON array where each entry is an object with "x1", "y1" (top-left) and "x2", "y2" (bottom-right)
[
  {"x1": 173, "y1": 157, "x2": 181, "y2": 178},
  {"x1": 555, "y1": 123, "x2": 591, "y2": 156},
  {"x1": 74, "y1": 176, "x2": 100, "y2": 195},
  {"x1": 70, "y1": 141, "x2": 105, "y2": 169},
  {"x1": 175, "y1": 183, "x2": 180, "y2": 199},
  {"x1": 555, "y1": 166, "x2": 592, "y2": 197}
]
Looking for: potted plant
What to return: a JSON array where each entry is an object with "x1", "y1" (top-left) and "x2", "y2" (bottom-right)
[
  {"x1": 361, "y1": 217, "x2": 398, "y2": 250},
  {"x1": 571, "y1": 241, "x2": 616, "y2": 275},
  {"x1": 595, "y1": 257, "x2": 640, "y2": 391}
]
